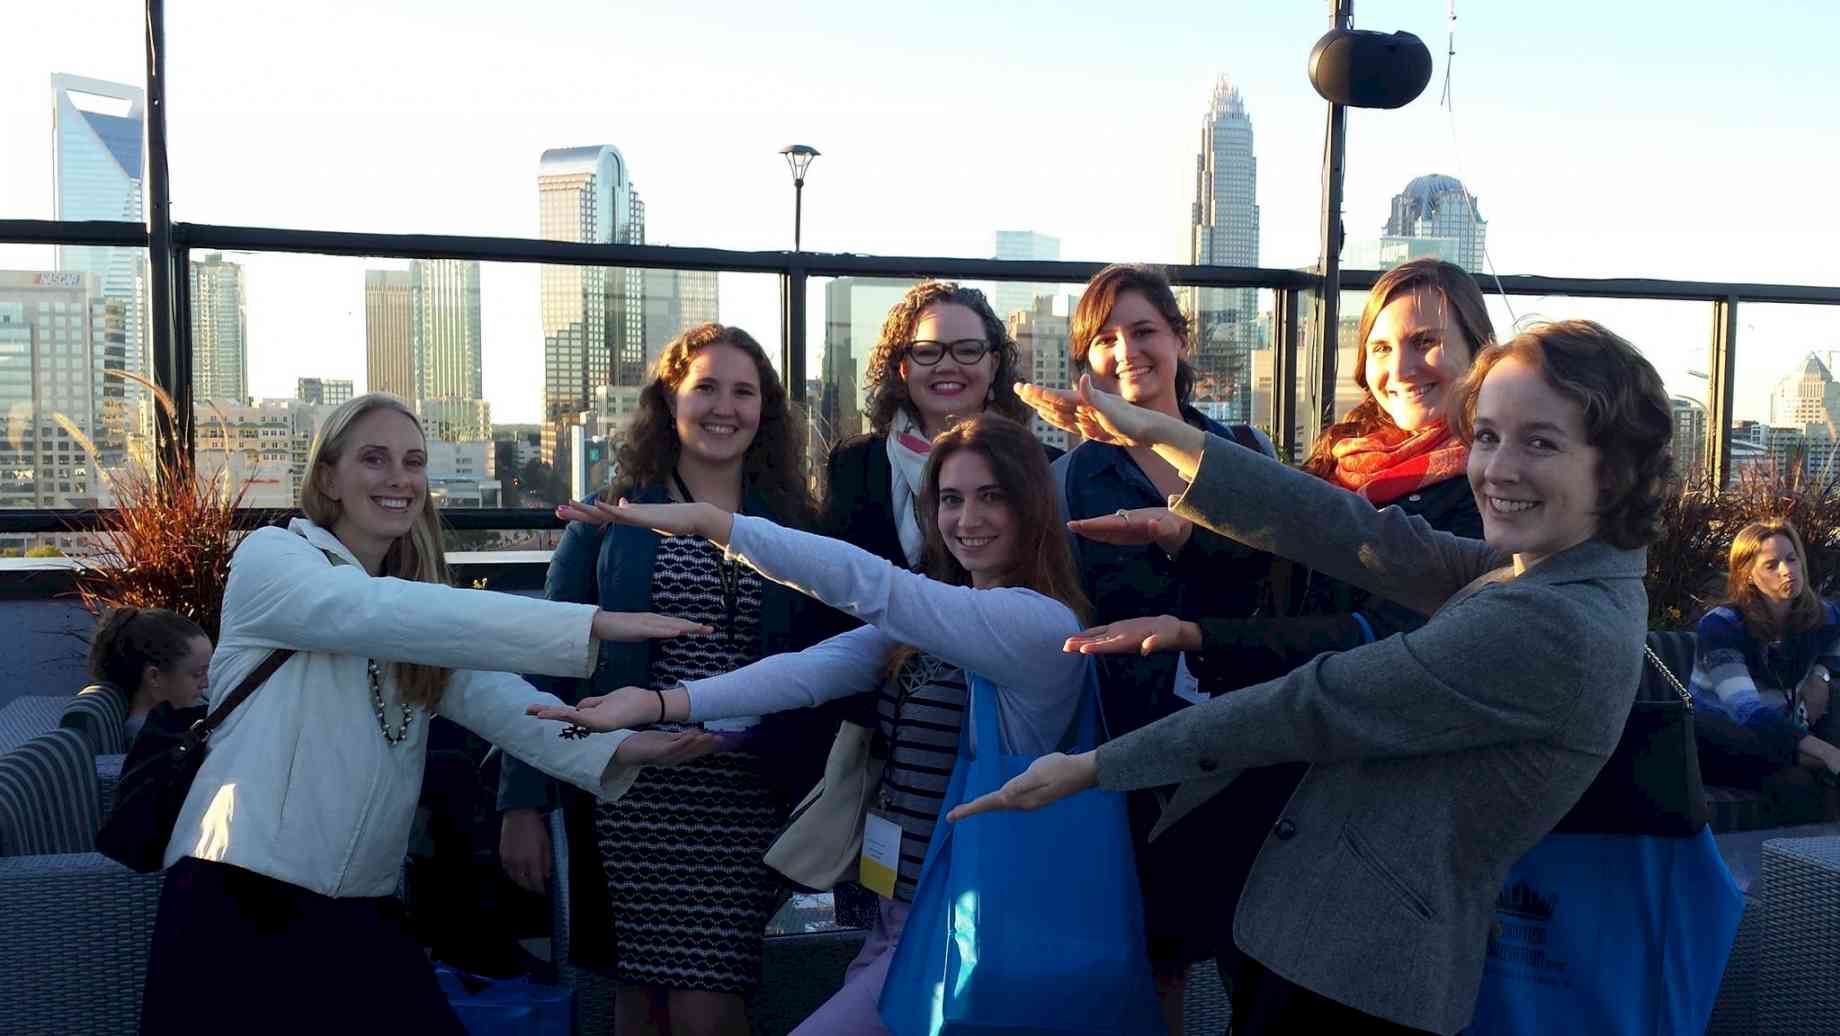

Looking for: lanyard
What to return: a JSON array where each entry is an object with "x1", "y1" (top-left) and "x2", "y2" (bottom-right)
[{"x1": 670, "y1": 471, "x2": 741, "y2": 649}]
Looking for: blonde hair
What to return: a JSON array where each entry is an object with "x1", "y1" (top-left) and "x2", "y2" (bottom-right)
[
  {"x1": 1724, "y1": 518, "x2": 1823, "y2": 642},
  {"x1": 301, "y1": 393, "x2": 452, "y2": 707}
]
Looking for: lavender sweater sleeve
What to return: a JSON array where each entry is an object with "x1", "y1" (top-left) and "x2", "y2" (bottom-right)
[{"x1": 684, "y1": 515, "x2": 1087, "y2": 755}]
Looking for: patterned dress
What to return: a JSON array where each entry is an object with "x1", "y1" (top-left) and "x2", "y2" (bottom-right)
[{"x1": 593, "y1": 534, "x2": 786, "y2": 992}]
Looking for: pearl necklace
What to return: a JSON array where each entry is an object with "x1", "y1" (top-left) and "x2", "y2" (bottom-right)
[{"x1": 367, "y1": 660, "x2": 414, "y2": 745}]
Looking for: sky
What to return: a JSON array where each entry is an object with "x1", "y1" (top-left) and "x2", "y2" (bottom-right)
[{"x1": 3, "y1": 0, "x2": 1838, "y2": 426}]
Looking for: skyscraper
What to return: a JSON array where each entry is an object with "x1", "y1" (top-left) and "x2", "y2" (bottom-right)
[
  {"x1": 992, "y1": 231, "x2": 1061, "y2": 322},
  {"x1": 641, "y1": 268, "x2": 721, "y2": 371},
  {"x1": 1384, "y1": 175, "x2": 1488, "y2": 274},
  {"x1": 364, "y1": 270, "x2": 415, "y2": 399},
  {"x1": 51, "y1": 74, "x2": 147, "y2": 445},
  {"x1": 296, "y1": 378, "x2": 353, "y2": 407},
  {"x1": 816, "y1": 278, "x2": 909, "y2": 463},
  {"x1": 0, "y1": 271, "x2": 126, "y2": 509},
  {"x1": 360, "y1": 261, "x2": 488, "y2": 440},
  {"x1": 1007, "y1": 296, "x2": 1076, "y2": 451},
  {"x1": 1770, "y1": 353, "x2": 1840, "y2": 433},
  {"x1": 189, "y1": 254, "x2": 248, "y2": 404},
  {"x1": 411, "y1": 258, "x2": 484, "y2": 405},
  {"x1": 536, "y1": 145, "x2": 645, "y2": 467},
  {"x1": 1187, "y1": 76, "x2": 1261, "y2": 422}
]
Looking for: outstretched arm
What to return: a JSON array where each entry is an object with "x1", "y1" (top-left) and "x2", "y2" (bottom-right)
[
  {"x1": 558, "y1": 501, "x2": 1086, "y2": 692},
  {"x1": 1021, "y1": 379, "x2": 1504, "y2": 615},
  {"x1": 220, "y1": 527, "x2": 708, "y2": 678}
]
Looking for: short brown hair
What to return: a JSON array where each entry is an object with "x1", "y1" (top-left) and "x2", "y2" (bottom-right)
[
  {"x1": 1450, "y1": 320, "x2": 1673, "y2": 550},
  {"x1": 1068, "y1": 264, "x2": 1197, "y2": 406},
  {"x1": 1301, "y1": 259, "x2": 1495, "y2": 480},
  {"x1": 859, "y1": 281, "x2": 1030, "y2": 436}
]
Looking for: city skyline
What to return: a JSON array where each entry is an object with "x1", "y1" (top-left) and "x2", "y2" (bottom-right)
[{"x1": 3, "y1": 2, "x2": 1837, "y2": 454}]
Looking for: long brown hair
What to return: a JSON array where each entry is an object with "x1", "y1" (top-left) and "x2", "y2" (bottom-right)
[
  {"x1": 860, "y1": 281, "x2": 1031, "y2": 436},
  {"x1": 604, "y1": 323, "x2": 815, "y2": 529},
  {"x1": 1301, "y1": 258, "x2": 1496, "y2": 480},
  {"x1": 886, "y1": 414, "x2": 1090, "y2": 678},
  {"x1": 1068, "y1": 263, "x2": 1198, "y2": 406},
  {"x1": 302, "y1": 393, "x2": 452, "y2": 708},
  {"x1": 1724, "y1": 519, "x2": 1823, "y2": 641}
]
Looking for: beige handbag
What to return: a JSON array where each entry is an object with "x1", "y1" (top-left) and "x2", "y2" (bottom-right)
[{"x1": 764, "y1": 720, "x2": 887, "y2": 891}]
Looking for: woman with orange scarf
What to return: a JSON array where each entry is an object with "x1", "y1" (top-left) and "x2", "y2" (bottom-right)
[{"x1": 1061, "y1": 258, "x2": 1495, "y2": 1002}]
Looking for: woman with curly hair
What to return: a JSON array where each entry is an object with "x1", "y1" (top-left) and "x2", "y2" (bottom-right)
[
  {"x1": 496, "y1": 324, "x2": 832, "y2": 1036},
  {"x1": 823, "y1": 279, "x2": 1053, "y2": 570}
]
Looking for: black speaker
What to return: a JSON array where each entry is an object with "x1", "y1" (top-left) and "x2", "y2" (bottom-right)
[{"x1": 1308, "y1": 29, "x2": 1433, "y2": 110}]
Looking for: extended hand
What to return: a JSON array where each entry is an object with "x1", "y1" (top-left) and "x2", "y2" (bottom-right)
[
  {"x1": 591, "y1": 611, "x2": 713, "y2": 643},
  {"x1": 945, "y1": 751, "x2": 1100, "y2": 822},
  {"x1": 612, "y1": 729, "x2": 725, "y2": 767},
  {"x1": 1014, "y1": 375, "x2": 1184, "y2": 449},
  {"x1": 498, "y1": 808, "x2": 551, "y2": 894},
  {"x1": 527, "y1": 686, "x2": 668, "y2": 730},
  {"x1": 1064, "y1": 615, "x2": 1199, "y2": 656},
  {"x1": 1066, "y1": 507, "x2": 1193, "y2": 554},
  {"x1": 557, "y1": 499, "x2": 735, "y2": 547}
]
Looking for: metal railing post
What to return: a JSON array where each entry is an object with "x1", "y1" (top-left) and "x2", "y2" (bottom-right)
[
  {"x1": 1708, "y1": 296, "x2": 1739, "y2": 488},
  {"x1": 1271, "y1": 287, "x2": 1301, "y2": 462},
  {"x1": 781, "y1": 259, "x2": 808, "y2": 405},
  {"x1": 144, "y1": 0, "x2": 187, "y2": 476}
]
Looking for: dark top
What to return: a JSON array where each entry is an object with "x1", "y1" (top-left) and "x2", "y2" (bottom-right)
[
  {"x1": 496, "y1": 480, "x2": 837, "y2": 969},
  {"x1": 1054, "y1": 408, "x2": 1277, "y2": 739},
  {"x1": 1189, "y1": 473, "x2": 1483, "y2": 689}
]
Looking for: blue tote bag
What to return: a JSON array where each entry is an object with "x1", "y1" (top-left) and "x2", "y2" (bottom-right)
[
  {"x1": 1467, "y1": 828, "x2": 1742, "y2": 1036},
  {"x1": 878, "y1": 667, "x2": 1165, "y2": 1036},
  {"x1": 434, "y1": 965, "x2": 573, "y2": 1036}
]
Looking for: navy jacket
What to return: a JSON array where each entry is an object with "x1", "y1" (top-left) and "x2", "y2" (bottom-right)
[{"x1": 1054, "y1": 409, "x2": 1277, "y2": 738}]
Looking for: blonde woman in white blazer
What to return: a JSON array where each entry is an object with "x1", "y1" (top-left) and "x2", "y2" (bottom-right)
[{"x1": 138, "y1": 393, "x2": 720, "y2": 1036}]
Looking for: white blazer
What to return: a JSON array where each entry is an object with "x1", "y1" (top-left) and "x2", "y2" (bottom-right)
[{"x1": 163, "y1": 518, "x2": 638, "y2": 897}]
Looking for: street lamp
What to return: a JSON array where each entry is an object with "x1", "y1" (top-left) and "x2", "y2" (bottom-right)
[{"x1": 779, "y1": 144, "x2": 820, "y2": 251}]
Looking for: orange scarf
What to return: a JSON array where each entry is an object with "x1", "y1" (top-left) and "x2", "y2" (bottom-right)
[{"x1": 1328, "y1": 421, "x2": 1469, "y2": 505}]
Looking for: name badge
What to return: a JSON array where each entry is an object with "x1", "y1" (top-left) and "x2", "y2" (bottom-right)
[{"x1": 859, "y1": 810, "x2": 903, "y2": 899}]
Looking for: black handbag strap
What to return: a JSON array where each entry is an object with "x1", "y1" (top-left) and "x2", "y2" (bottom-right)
[
  {"x1": 194, "y1": 648, "x2": 296, "y2": 739},
  {"x1": 1643, "y1": 644, "x2": 1693, "y2": 711}
]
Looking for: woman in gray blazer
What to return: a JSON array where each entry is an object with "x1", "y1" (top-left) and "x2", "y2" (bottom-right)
[{"x1": 953, "y1": 320, "x2": 1674, "y2": 1035}]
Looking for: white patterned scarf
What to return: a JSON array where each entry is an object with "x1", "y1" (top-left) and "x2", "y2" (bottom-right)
[{"x1": 885, "y1": 411, "x2": 933, "y2": 566}]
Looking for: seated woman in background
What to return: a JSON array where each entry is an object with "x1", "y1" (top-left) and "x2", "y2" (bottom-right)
[
  {"x1": 85, "y1": 606, "x2": 212, "y2": 743},
  {"x1": 1691, "y1": 518, "x2": 1840, "y2": 792}
]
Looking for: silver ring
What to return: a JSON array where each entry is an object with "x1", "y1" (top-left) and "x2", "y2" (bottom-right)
[{"x1": 1114, "y1": 509, "x2": 1130, "y2": 522}]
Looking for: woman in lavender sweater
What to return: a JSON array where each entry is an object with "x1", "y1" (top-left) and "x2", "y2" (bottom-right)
[{"x1": 529, "y1": 414, "x2": 1099, "y2": 1036}]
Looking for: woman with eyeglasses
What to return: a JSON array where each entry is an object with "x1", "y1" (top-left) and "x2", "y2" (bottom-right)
[
  {"x1": 823, "y1": 279, "x2": 1057, "y2": 572},
  {"x1": 817, "y1": 280, "x2": 1058, "y2": 929}
]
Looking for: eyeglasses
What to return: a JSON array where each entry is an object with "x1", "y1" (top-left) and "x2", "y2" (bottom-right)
[{"x1": 903, "y1": 339, "x2": 992, "y2": 366}]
